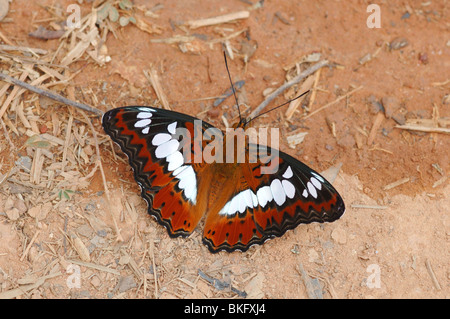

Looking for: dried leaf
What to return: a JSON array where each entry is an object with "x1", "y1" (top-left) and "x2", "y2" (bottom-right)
[
  {"x1": 24, "y1": 135, "x2": 51, "y2": 149},
  {"x1": 73, "y1": 236, "x2": 91, "y2": 262},
  {"x1": 119, "y1": 16, "x2": 130, "y2": 27},
  {"x1": 97, "y1": 3, "x2": 111, "y2": 22},
  {"x1": 108, "y1": 6, "x2": 119, "y2": 22},
  {"x1": 119, "y1": 0, "x2": 133, "y2": 10}
]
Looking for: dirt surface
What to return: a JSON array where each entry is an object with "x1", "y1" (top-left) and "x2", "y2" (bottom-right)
[{"x1": 0, "y1": 0, "x2": 448, "y2": 299}]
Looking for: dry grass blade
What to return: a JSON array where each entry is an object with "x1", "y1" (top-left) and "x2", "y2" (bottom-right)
[
  {"x1": 285, "y1": 75, "x2": 315, "y2": 120},
  {"x1": 307, "y1": 68, "x2": 322, "y2": 111},
  {"x1": 20, "y1": 230, "x2": 41, "y2": 262},
  {"x1": 149, "y1": 240, "x2": 158, "y2": 298},
  {"x1": 383, "y1": 177, "x2": 410, "y2": 191},
  {"x1": 0, "y1": 117, "x2": 15, "y2": 151},
  {"x1": 304, "y1": 85, "x2": 363, "y2": 120},
  {"x1": 395, "y1": 124, "x2": 450, "y2": 134},
  {"x1": 425, "y1": 259, "x2": 441, "y2": 291},
  {"x1": 187, "y1": 11, "x2": 250, "y2": 29},
  {"x1": 150, "y1": 35, "x2": 196, "y2": 44},
  {"x1": 60, "y1": 114, "x2": 73, "y2": 173},
  {"x1": 432, "y1": 175, "x2": 447, "y2": 188},
  {"x1": 0, "y1": 272, "x2": 62, "y2": 299},
  {"x1": 367, "y1": 112, "x2": 384, "y2": 145},
  {"x1": 144, "y1": 68, "x2": 171, "y2": 110},
  {"x1": 0, "y1": 71, "x2": 28, "y2": 119},
  {"x1": 351, "y1": 204, "x2": 388, "y2": 210},
  {"x1": 67, "y1": 259, "x2": 120, "y2": 275},
  {"x1": 0, "y1": 44, "x2": 48, "y2": 55},
  {"x1": 0, "y1": 29, "x2": 14, "y2": 45},
  {"x1": 395, "y1": 104, "x2": 449, "y2": 134}
]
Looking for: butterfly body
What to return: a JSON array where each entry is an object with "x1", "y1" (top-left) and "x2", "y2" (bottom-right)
[{"x1": 102, "y1": 106, "x2": 345, "y2": 253}]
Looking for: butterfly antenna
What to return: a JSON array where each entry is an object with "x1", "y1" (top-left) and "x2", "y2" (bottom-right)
[
  {"x1": 246, "y1": 90, "x2": 310, "y2": 125},
  {"x1": 223, "y1": 51, "x2": 242, "y2": 121}
]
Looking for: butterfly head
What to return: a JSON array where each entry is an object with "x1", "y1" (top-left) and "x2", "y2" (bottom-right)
[{"x1": 232, "y1": 116, "x2": 250, "y2": 130}]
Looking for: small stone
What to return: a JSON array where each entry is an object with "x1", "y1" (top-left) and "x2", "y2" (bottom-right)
[
  {"x1": 15, "y1": 156, "x2": 32, "y2": 171},
  {"x1": 367, "y1": 95, "x2": 384, "y2": 114},
  {"x1": 401, "y1": 12, "x2": 410, "y2": 19},
  {"x1": 381, "y1": 96, "x2": 400, "y2": 118},
  {"x1": 337, "y1": 134, "x2": 355, "y2": 149},
  {"x1": 27, "y1": 205, "x2": 40, "y2": 219},
  {"x1": 443, "y1": 94, "x2": 450, "y2": 105},
  {"x1": 389, "y1": 37, "x2": 408, "y2": 50},
  {"x1": 6, "y1": 207, "x2": 20, "y2": 221},
  {"x1": 77, "y1": 224, "x2": 94, "y2": 238},
  {"x1": 392, "y1": 113, "x2": 406, "y2": 125},
  {"x1": 307, "y1": 248, "x2": 319, "y2": 262},
  {"x1": 116, "y1": 275, "x2": 136, "y2": 293},
  {"x1": 331, "y1": 227, "x2": 347, "y2": 245},
  {"x1": 418, "y1": 52, "x2": 429, "y2": 65},
  {"x1": 4, "y1": 197, "x2": 14, "y2": 211},
  {"x1": 96, "y1": 229, "x2": 108, "y2": 237},
  {"x1": 27, "y1": 202, "x2": 51, "y2": 221}
]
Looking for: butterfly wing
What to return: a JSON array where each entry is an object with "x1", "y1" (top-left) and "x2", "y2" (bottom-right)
[
  {"x1": 202, "y1": 144, "x2": 345, "y2": 253},
  {"x1": 103, "y1": 107, "x2": 345, "y2": 253},
  {"x1": 102, "y1": 106, "x2": 217, "y2": 237}
]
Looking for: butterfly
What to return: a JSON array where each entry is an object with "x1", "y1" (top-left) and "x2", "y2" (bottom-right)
[{"x1": 102, "y1": 104, "x2": 345, "y2": 253}]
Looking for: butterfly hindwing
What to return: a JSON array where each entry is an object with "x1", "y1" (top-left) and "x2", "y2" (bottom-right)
[{"x1": 202, "y1": 144, "x2": 345, "y2": 252}]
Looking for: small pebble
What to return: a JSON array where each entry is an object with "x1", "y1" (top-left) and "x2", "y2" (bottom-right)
[
  {"x1": 401, "y1": 12, "x2": 410, "y2": 19},
  {"x1": 381, "y1": 96, "x2": 400, "y2": 118},
  {"x1": 389, "y1": 37, "x2": 409, "y2": 50},
  {"x1": 418, "y1": 52, "x2": 429, "y2": 64}
]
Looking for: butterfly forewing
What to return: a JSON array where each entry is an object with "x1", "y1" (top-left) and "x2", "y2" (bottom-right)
[{"x1": 102, "y1": 107, "x2": 215, "y2": 237}]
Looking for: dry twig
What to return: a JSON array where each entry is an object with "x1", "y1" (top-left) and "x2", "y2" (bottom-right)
[
  {"x1": 187, "y1": 11, "x2": 250, "y2": 29},
  {"x1": 250, "y1": 60, "x2": 329, "y2": 119},
  {"x1": 383, "y1": 177, "x2": 410, "y2": 191},
  {"x1": 0, "y1": 72, "x2": 103, "y2": 116},
  {"x1": 144, "y1": 68, "x2": 171, "y2": 110}
]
